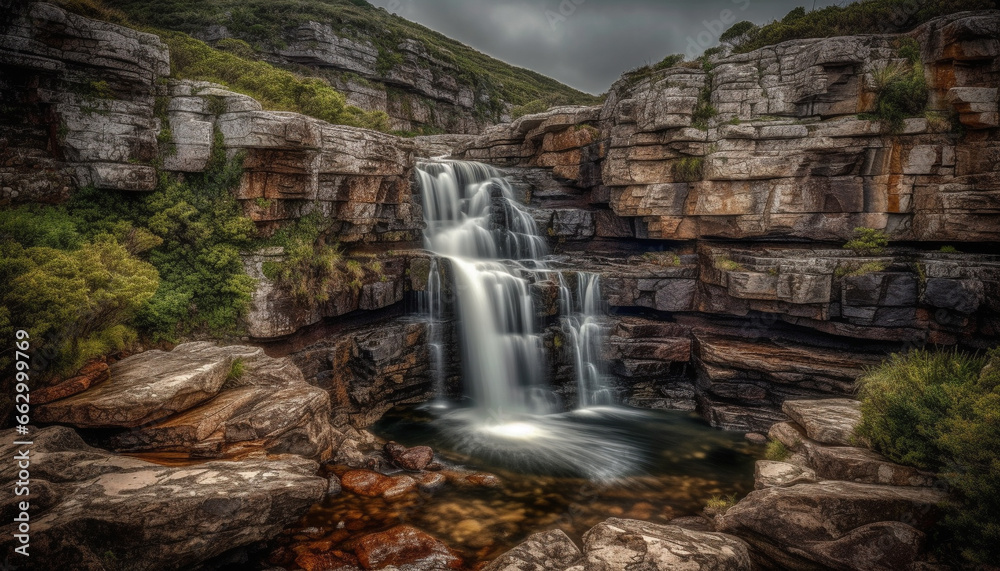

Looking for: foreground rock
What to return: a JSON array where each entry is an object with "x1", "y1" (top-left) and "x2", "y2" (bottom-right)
[
  {"x1": 782, "y1": 399, "x2": 862, "y2": 446},
  {"x1": 718, "y1": 481, "x2": 947, "y2": 571},
  {"x1": 483, "y1": 529, "x2": 583, "y2": 571},
  {"x1": 38, "y1": 343, "x2": 338, "y2": 461},
  {"x1": 583, "y1": 518, "x2": 753, "y2": 571},
  {"x1": 0, "y1": 426, "x2": 326, "y2": 571}
]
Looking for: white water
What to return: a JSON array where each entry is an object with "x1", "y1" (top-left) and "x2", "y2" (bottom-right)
[{"x1": 416, "y1": 161, "x2": 632, "y2": 479}]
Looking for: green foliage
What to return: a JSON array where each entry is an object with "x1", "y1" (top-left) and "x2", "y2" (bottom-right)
[
  {"x1": 692, "y1": 75, "x2": 717, "y2": 130},
  {"x1": 856, "y1": 349, "x2": 1000, "y2": 564},
  {"x1": 765, "y1": 439, "x2": 791, "y2": 461},
  {"x1": 161, "y1": 31, "x2": 390, "y2": 131},
  {"x1": 227, "y1": 358, "x2": 245, "y2": 383},
  {"x1": 720, "y1": 20, "x2": 760, "y2": 49},
  {"x1": 844, "y1": 227, "x2": 889, "y2": 255},
  {"x1": 0, "y1": 210, "x2": 159, "y2": 378},
  {"x1": 940, "y1": 245, "x2": 960, "y2": 253},
  {"x1": 835, "y1": 260, "x2": 887, "y2": 278},
  {"x1": 262, "y1": 210, "x2": 345, "y2": 303},
  {"x1": 715, "y1": 256, "x2": 744, "y2": 272},
  {"x1": 642, "y1": 252, "x2": 681, "y2": 267},
  {"x1": 673, "y1": 157, "x2": 705, "y2": 182},
  {"x1": 706, "y1": 494, "x2": 738, "y2": 514},
  {"x1": 726, "y1": 0, "x2": 997, "y2": 54},
  {"x1": 65, "y1": 133, "x2": 257, "y2": 340},
  {"x1": 103, "y1": 0, "x2": 602, "y2": 119},
  {"x1": 862, "y1": 48, "x2": 928, "y2": 133}
]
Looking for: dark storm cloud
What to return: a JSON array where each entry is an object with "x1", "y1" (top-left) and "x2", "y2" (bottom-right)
[{"x1": 366, "y1": 0, "x2": 842, "y2": 94}]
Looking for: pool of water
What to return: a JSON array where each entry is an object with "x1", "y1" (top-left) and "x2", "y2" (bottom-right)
[{"x1": 274, "y1": 404, "x2": 762, "y2": 569}]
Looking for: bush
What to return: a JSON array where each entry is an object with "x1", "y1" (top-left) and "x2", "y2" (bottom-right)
[
  {"x1": 0, "y1": 215, "x2": 159, "y2": 379},
  {"x1": 261, "y1": 211, "x2": 345, "y2": 304},
  {"x1": 856, "y1": 349, "x2": 1000, "y2": 564},
  {"x1": 843, "y1": 227, "x2": 889, "y2": 255},
  {"x1": 862, "y1": 40, "x2": 928, "y2": 133},
  {"x1": 66, "y1": 133, "x2": 258, "y2": 339},
  {"x1": 727, "y1": 0, "x2": 997, "y2": 55}
]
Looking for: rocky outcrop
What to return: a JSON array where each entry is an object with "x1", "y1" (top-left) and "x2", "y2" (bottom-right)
[
  {"x1": 583, "y1": 518, "x2": 754, "y2": 570},
  {"x1": 458, "y1": 11, "x2": 1000, "y2": 243},
  {"x1": 0, "y1": 2, "x2": 169, "y2": 203},
  {"x1": 0, "y1": 426, "x2": 326, "y2": 571},
  {"x1": 717, "y1": 399, "x2": 949, "y2": 570},
  {"x1": 37, "y1": 342, "x2": 339, "y2": 461}
]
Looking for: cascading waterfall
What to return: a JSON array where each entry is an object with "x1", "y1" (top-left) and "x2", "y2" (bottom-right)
[{"x1": 415, "y1": 160, "x2": 642, "y2": 479}]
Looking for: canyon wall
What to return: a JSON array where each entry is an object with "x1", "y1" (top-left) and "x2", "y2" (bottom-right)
[
  {"x1": 3, "y1": 4, "x2": 999, "y2": 435},
  {"x1": 456, "y1": 10, "x2": 1000, "y2": 430}
]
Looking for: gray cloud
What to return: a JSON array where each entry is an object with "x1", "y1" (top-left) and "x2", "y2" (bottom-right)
[{"x1": 367, "y1": 0, "x2": 842, "y2": 94}]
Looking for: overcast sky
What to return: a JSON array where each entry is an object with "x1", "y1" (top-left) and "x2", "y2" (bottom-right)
[{"x1": 367, "y1": 0, "x2": 844, "y2": 94}]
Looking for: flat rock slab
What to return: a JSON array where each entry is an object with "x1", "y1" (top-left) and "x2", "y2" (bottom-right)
[
  {"x1": 781, "y1": 399, "x2": 862, "y2": 446},
  {"x1": 354, "y1": 525, "x2": 463, "y2": 570},
  {"x1": 484, "y1": 529, "x2": 583, "y2": 571},
  {"x1": 755, "y1": 460, "x2": 818, "y2": 489},
  {"x1": 37, "y1": 343, "x2": 263, "y2": 428},
  {"x1": 583, "y1": 518, "x2": 753, "y2": 571},
  {"x1": 0, "y1": 426, "x2": 325, "y2": 571}
]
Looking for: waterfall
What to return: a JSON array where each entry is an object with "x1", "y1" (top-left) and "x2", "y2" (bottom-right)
[{"x1": 416, "y1": 161, "x2": 610, "y2": 412}]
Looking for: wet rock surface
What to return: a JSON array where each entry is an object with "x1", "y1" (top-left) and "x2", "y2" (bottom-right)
[{"x1": 583, "y1": 518, "x2": 753, "y2": 571}]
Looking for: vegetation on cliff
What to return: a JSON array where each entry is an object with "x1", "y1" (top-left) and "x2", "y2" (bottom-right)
[
  {"x1": 856, "y1": 349, "x2": 1000, "y2": 564},
  {"x1": 102, "y1": 0, "x2": 602, "y2": 119},
  {"x1": 721, "y1": 0, "x2": 998, "y2": 54},
  {"x1": 0, "y1": 134, "x2": 257, "y2": 386}
]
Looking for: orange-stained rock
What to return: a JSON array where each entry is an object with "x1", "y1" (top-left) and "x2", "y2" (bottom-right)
[
  {"x1": 33, "y1": 361, "x2": 110, "y2": 405},
  {"x1": 293, "y1": 541, "x2": 360, "y2": 571},
  {"x1": 354, "y1": 525, "x2": 463, "y2": 570},
  {"x1": 341, "y1": 470, "x2": 417, "y2": 499}
]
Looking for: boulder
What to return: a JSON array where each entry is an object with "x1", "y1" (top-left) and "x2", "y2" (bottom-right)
[
  {"x1": 717, "y1": 481, "x2": 949, "y2": 570},
  {"x1": 0, "y1": 426, "x2": 326, "y2": 571},
  {"x1": 385, "y1": 441, "x2": 435, "y2": 471},
  {"x1": 354, "y1": 525, "x2": 463, "y2": 570},
  {"x1": 483, "y1": 529, "x2": 583, "y2": 571},
  {"x1": 781, "y1": 399, "x2": 862, "y2": 446},
  {"x1": 582, "y1": 518, "x2": 753, "y2": 571}
]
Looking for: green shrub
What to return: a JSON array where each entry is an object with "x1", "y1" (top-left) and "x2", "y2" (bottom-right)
[
  {"x1": 843, "y1": 227, "x2": 889, "y2": 256},
  {"x1": 939, "y1": 245, "x2": 960, "y2": 253},
  {"x1": 261, "y1": 211, "x2": 348, "y2": 304},
  {"x1": 66, "y1": 133, "x2": 257, "y2": 339},
  {"x1": 726, "y1": 0, "x2": 996, "y2": 55},
  {"x1": 706, "y1": 494, "x2": 738, "y2": 514},
  {"x1": 856, "y1": 349, "x2": 1000, "y2": 564},
  {"x1": 0, "y1": 218, "x2": 159, "y2": 379},
  {"x1": 161, "y1": 31, "x2": 390, "y2": 131},
  {"x1": 714, "y1": 256, "x2": 745, "y2": 272},
  {"x1": 765, "y1": 439, "x2": 791, "y2": 461},
  {"x1": 862, "y1": 41, "x2": 928, "y2": 133},
  {"x1": 673, "y1": 157, "x2": 705, "y2": 182},
  {"x1": 692, "y1": 76, "x2": 717, "y2": 130},
  {"x1": 835, "y1": 260, "x2": 888, "y2": 278}
]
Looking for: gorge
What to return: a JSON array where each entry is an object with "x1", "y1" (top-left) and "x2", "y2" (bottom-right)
[{"x1": 1, "y1": 0, "x2": 999, "y2": 569}]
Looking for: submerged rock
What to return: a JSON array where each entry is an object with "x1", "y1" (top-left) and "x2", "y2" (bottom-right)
[
  {"x1": 385, "y1": 441, "x2": 435, "y2": 471},
  {"x1": 583, "y1": 518, "x2": 753, "y2": 571},
  {"x1": 0, "y1": 426, "x2": 326, "y2": 571},
  {"x1": 340, "y1": 469, "x2": 418, "y2": 499},
  {"x1": 354, "y1": 525, "x2": 463, "y2": 570}
]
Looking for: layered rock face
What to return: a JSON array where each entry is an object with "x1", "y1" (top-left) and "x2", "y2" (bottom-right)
[
  {"x1": 0, "y1": 2, "x2": 169, "y2": 202},
  {"x1": 208, "y1": 21, "x2": 497, "y2": 134},
  {"x1": 460, "y1": 11, "x2": 1000, "y2": 242},
  {"x1": 454, "y1": 11, "x2": 1000, "y2": 430}
]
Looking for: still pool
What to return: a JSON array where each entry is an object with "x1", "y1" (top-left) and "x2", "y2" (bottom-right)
[{"x1": 274, "y1": 404, "x2": 763, "y2": 569}]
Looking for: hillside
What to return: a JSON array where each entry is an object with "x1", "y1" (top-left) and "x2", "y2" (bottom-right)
[{"x1": 99, "y1": 0, "x2": 602, "y2": 134}]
